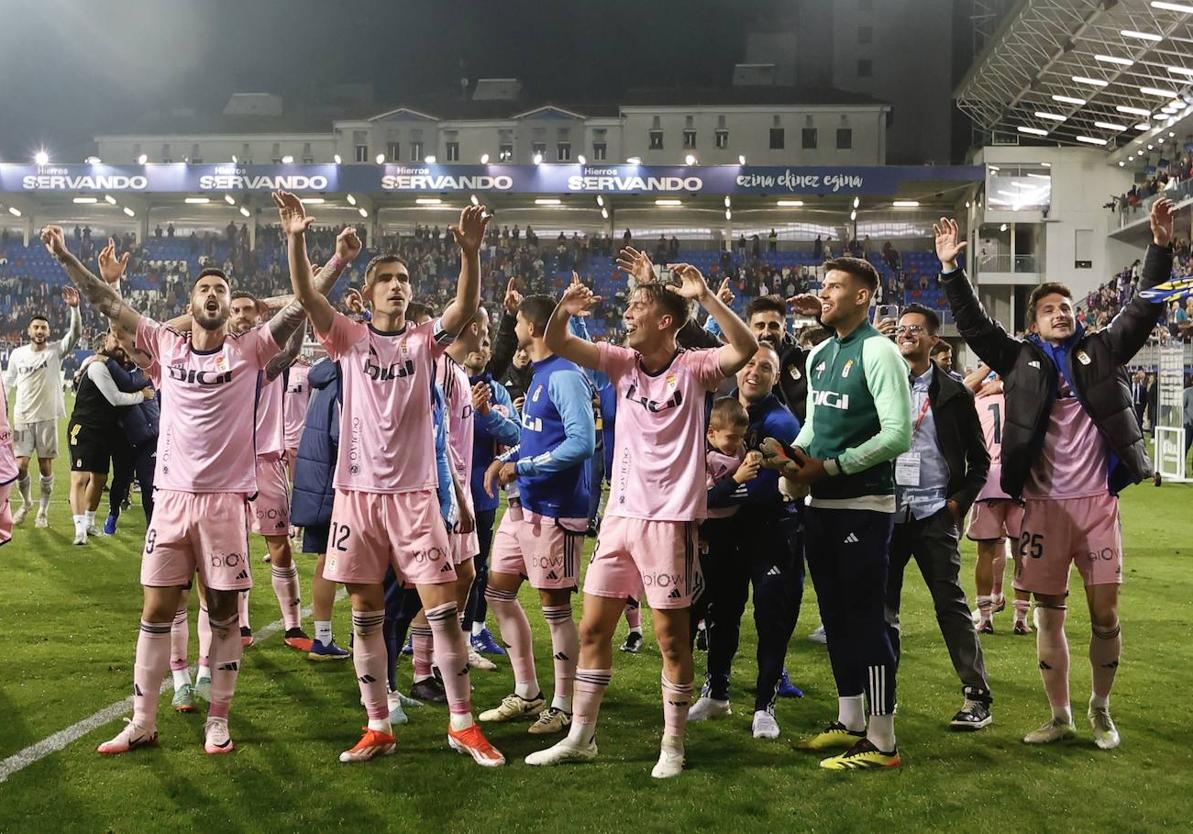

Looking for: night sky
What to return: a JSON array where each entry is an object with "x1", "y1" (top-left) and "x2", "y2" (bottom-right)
[{"x1": 1, "y1": 0, "x2": 776, "y2": 161}]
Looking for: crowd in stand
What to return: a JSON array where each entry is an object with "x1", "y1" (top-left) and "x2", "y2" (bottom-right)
[
  {"x1": 1078, "y1": 235, "x2": 1193, "y2": 343},
  {"x1": 1113, "y1": 139, "x2": 1193, "y2": 213}
]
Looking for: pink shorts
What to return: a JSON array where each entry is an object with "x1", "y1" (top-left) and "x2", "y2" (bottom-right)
[
  {"x1": 585, "y1": 515, "x2": 702, "y2": 610},
  {"x1": 490, "y1": 506, "x2": 584, "y2": 590},
  {"x1": 967, "y1": 499, "x2": 1024, "y2": 542},
  {"x1": 1013, "y1": 494, "x2": 1124, "y2": 596},
  {"x1": 323, "y1": 488, "x2": 455, "y2": 587},
  {"x1": 449, "y1": 490, "x2": 480, "y2": 565},
  {"x1": 249, "y1": 455, "x2": 290, "y2": 536},
  {"x1": 141, "y1": 490, "x2": 253, "y2": 591},
  {"x1": 0, "y1": 482, "x2": 12, "y2": 546}
]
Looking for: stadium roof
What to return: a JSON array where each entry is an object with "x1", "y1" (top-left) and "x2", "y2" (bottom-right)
[{"x1": 955, "y1": 0, "x2": 1193, "y2": 151}]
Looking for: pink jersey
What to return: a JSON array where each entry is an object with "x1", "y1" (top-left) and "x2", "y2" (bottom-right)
[
  {"x1": 136, "y1": 317, "x2": 280, "y2": 494},
  {"x1": 317, "y1": 312, "x2": 453, "y2": 494},
  {"x1": 598, "y1": 343, "x2": 725, "y2": 521},
  {"x1": 975, "y1": 393, "x2": 1010, "y2": 502},
  {"x1": 0, "y1": 375, "x2": 17, "y2": 484},
  {"x1": 283, "y1": 363, "x2": 310, "y2": 450},
  {"x1": 255, "y1": 373, "x2": 286, "y2": 459},
  {"x1": 1022, "y1": 375, "x2": 1110, "y2": 500},
  {"x1": 705, "y1": 446, "x2": 744, "y2": 519},
  {"x1": 437, "y1": 355, "x2": 475, "y2": 490}
]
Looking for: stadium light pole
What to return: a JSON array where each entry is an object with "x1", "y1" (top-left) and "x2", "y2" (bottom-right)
[{"x1": 34, "y1": 150, "x2": 49, "y2": 166}]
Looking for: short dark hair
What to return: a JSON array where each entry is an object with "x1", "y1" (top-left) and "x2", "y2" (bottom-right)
[
  {"x1": 519, "y1": 294, "x2": 557, "y2": 332},
  {"x1": 230, "y1": 290, "x2": 257, "y2": 303},
  {"x1": 900, "y1": 303, "x2": 940, "y2": 334},
  {"x1": 1026, "y1": 281, "x2": 1072, "y2": 327},
  {"x1": 28, "y1": 314, "x2": 49, "y2": 327},
  {"x1": 634, "y1": 282, "x2": 690, "y2": 331},
  {"x1": 823, "y1": 257, "x2": 880, "y2": 294},
  {"x1": 799, "y1": 326, "x2": 830, "y2": 347},
  {"x1": 745, "y1": 295, "x2": 786, "y2": 321},
  {"x1": 365, "y1": 254, "x2": 409, "y2": 281},
  {"x1": 709, "y1": 396, "x2": 749, "y2": 431},
  {"x1": 406, "y1": 300, "x2": 433, "y2": 321},
  {"x1": 930, "y1": 340, "x2": 952, "y2": 357},
  {"x1": 195, "y1": 267, "x2": 230, "y2": 285}
]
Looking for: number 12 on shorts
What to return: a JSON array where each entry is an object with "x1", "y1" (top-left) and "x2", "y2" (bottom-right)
[{"x1": 330, "y1": 522, "x2": 351, "y2": 552}]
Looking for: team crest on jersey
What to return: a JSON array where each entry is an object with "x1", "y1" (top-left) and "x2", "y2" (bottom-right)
[
  {"x1": 788, "y1": 365, "x2": 802, "y2": 381},
  {"x1": 1076, "y1": 350, "x2": 1091, "y2": 366},
  {"x1": 665, "y1": 373, "x2": 678, "y2": 391},
  {"x1": 215, "y1": 355, "x2": 229, "y2": 373},
  {"x1": 532, "y1": 384, "x2": 543, "y2": 402},
  {"x1": 841, "y1": 359, "x2": 854, "y2": 378}
]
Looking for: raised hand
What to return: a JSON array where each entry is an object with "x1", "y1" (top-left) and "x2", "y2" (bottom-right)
[
  {"x1": 344, "y1": 287, "x2": 365, "y2": 315},
  {"x1": 450, "y1": 204, "x2": 490, "y2": 254},
  {"x1": 716, "y1": 277, "x2": 735, "y2": 306},
  {"x1": 272, "y1": 190, "x2": 314, "y2": 236},
  {"x1": 668, "y1": 263, "x2": 710, "y2": 301},
  {"x1": 335, "y1": 227, "x2": 364, "y2": 263},
  {"x1": 787, "y1": 293, "x2": 821, "y2": 317},
  {"x1": 1151, "y1": 198, "x2": 1176, "y2": 248},
  {"x1": 733, "y1": 453, "x2": 762, "y2": 484},
  {"x1": 503, "y1": 277, "x2": 523, "y2": 314},
  {"x1": 471, "y1": 381, "x2": 492, "y2": 416},
  {"x1": 876, "y1": 317, "x2": 897, "y2": 338},
  {"x1": 40, "y1": 225, "x2": 68, "y2": 258},
  {"x1": 557, "y1": 278, "x2": 601, "y2": 317},
  {"x1": 98, "y1": 238, "x2": 130, "y2": 285},
  {"x1": 616, "y1": 246, "x2": 655, "y2": 285},
  {"x1": 933, "y1": 217, "x2": 967, "y2": 270},
  {"x1": 62, "y1": 286, "x2": 80, "y2": 308}
]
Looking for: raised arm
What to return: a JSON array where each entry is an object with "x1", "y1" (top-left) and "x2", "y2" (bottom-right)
[
  {"x1": 544, "y1": 280, "x2": 602, "y2": 370},
  {"x1": 265, "y1": 324, "x2": 305, "y2": 381},
  {"x1": 670, "y1": 264, "x2": 757, "y2": 376},
  {"x1": 1102, "y1": 198, "x2": 1176, "y2": 364},
  {"x1": 58, "y1": 289, "x2": 82, "y2": 354},
  {"x1": 486, "y1": 277, "x2": 522, "y2": 379},
  {"x1": 273, "y1": 190, "x2": 342, "y2": 337},
  {"x1": 41, "y1": 226, "x2": 140, "y2": 338},
  {"x1": 440, "y1": 205, "x2": 491, "y2": 335}
]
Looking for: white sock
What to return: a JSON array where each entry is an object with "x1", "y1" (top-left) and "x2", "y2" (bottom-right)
[
  {"x1": 515, "y1": 681, "x2": 540, "y2": 700},
  {"x1": 1090, "y1": 693, "x2": 1109, "y2": 710},
  {"x1": 197, "y1": 664, "x2": 211, "y2": 681},
  {"x1": 867, "y1": 714, "x2": 896, "y2": 752},
  {"x1": 661, "y1": 733, "x2": 684, "y2": 754},
  {"x1": 314, "y1": 620, "x2": 332, "y2": 645},
  {"x1": 552, "y1": 694, "x2": 573, "y2": 713},
  {"x1": 172, "y1": 668, "x2": 192, "y2": 688},
  {"x1": 72, "y1": 514, "x2": 84, "y2": 531},
  {"x1": 367, "y1": 718, "x2": 392, "y2": 734},
  {"x1": 38, "y1": 475, "x2": 53, "y2": 512},
  {"x1": 471, "y1": 621, "x2": 486, "y2": 637},
  {"x1": 837, "y1": 695, "x2": 866, "y2": 731},
  {"x1": 567, "y1": 719, "x2": 597, "y2": 746},
  {"x1": 84, "y1": 510, "x2": 96, "y2": 527},
  {"x1": 1052, "y1": 703, "x2": 1074, "y2": 724},
  {"x1": 629, "y1": 626, "x2": 642, "y2": 636},
  {"x1": 449, "y1": 713, "x2": 475, "y2": 731},
  {"x1": 17, "y1": 475, "x2": 31, "y2": 506}
]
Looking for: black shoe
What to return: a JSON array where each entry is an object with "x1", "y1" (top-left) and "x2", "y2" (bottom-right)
[
  {"x1": 950, "y1": 699, "x2": 992, "y2": 731},
  {"x1": 619, "y1": 631, "x2": 643, "y2": 653},
  {"x1": 410, "y1": 676, "x2": 448, "y2": 704}
]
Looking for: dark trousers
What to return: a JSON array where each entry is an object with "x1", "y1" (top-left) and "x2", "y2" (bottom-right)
[
  {"x1": 805, "y1": 506, "x2": 897, "y2": 715},
  {"x1": 109, "y1": 442, "x2": 156, "y2": 524},
  {"x1": 693, "y1": 512, "x2": 804, "y2": 711},
  {"x1": 463, "y1": 507, "x2": 497, "y2": 632},
  {"x1": 383, "y1": 568, "x2": 424, "y2": 692},
  {"x1": 886, "y1": 507, "x2": 990, "y2": 702}
]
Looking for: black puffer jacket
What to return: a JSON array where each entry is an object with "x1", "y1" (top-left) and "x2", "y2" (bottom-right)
[{"x1": 940, "y1": 243, "x2": 1172, "y2": 498}]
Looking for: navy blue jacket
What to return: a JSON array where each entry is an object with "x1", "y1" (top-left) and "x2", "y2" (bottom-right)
[
  {"x1": 469, "y1": 372, "x2": 521, "y2": 513},
  {"x1": 708, "y1": 392, "x2": 801, "y2": 518},
  {"x1": 290, "y1": 358, "x2": 340, "y2": 527},
  {"x1": 107, "y1": 357, "x2": 160, "y2": 450}
]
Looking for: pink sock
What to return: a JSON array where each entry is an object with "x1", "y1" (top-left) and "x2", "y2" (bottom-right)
[
  {"x1": 485, "y1": 587, "x2": 538, "y2": 694},
  {"x1": 133, "y1": 620, "x2": 172, "y2": 730},
  {"x1": 542, "y1": 604, "x2": 578, "y2": 706},
  {"x1": 238, "y1": 590, "x2": 251, "y2": 632},
  {"x1": 661, "y1": 673, "x2": 694, "y2": 739},
  {"x1": 1013, "y1": 598, "x2": 1031, "y2": 624},
  {"x1": 425, "y1": 602, "x2": 472, "y2": 717},
  {"x1": 1090, "y1": 622, "x2": 1121, "y2": 700},
  {"x1": 270, "y1": 564, "x2": 302, "y2": 631},
  {"x1": 411, "y1": 624, "x2": 434, "y2": 679},
  {"x1": 197, "y1": 605, "x2": 211, "y2": 668},
  {"x1": 568, "y1": 668, "x2": 611, "y2": 744},
  {"x1": 976, "y1": 595, "x2": 993, "y2": 622},
  {"x1": 352, "y1": 610, "x2": 389, "y2": 721},
  {"x1": 624, "y1": 598, "x2": 641, "y2": 631},
  {"x1": 169, "y1": 606, "x2": 189, "y2": 672},
  {"x1": 1036, "y1": 606, "x2": 1071, "y2": 718},
  {"x1": 207, "y1": 613, "x2": 242, "y2": 720},
  {"x1": 992, "y1": 545, "x2": 1007, "y2": 599}
]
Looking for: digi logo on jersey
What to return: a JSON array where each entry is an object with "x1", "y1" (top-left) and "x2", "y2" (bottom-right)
[
  {"x1": 364, "y1": 348, "x2": 414, "y2": 381},
  {"x1": 812, "y1": 390, "x2": 851, "y2": 410},
  {"x1": 624, "y1": 383, "x2": 682, "y2": 413},
  {"x1": 166, "y1": 365, "x2": 233, "y2": 386}
]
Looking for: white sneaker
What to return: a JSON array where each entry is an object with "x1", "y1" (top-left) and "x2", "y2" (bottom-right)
[
  {"x1": 807, "y1": 624, "x2": 828, "y2": 645},
  {"x1": 72, "y1": 528, "x2": 87, "y2": 546},
  {"x1": 12, "y1": 503, "x2": 30, "y2": 526},
  {"x1": 96, "y1": 719, "x2": 157, "y2": 755},
  {"x1": 688, "y1": 696, "x2": 731, "y2": 722},
  {"x1": 86, "y1": 524, "x2": 101, "y2": 537},
  {"x1": 524, "y1": 736, "x2": 598, "y2": 766},
  {"x1": 752, "y1": 709, "x2": 780, "y2": 739},
  {"x1": 480, "y1": 692, "x2": 545, "y2": 723},
  {"x1": 651, "y1": 742, "x2": 685, "y2": 779},
  {"x1": 1089, "y1": 706, "x2": 1120, "y2": 750},
  {"x1": 468, "y1": 646, "x2": 497, "y2": 671},
  {"x1": 1022, "y1": 716, "x2": 1076, "y2": 744},
  {"x1": 204, "y1": 717, "x2": 235, "y2": 755},
  {"x1": 387, "y1": 691, "x2": 409, "y2": 725},
  {"x1": 35, "y1": 511, "x2": 49, "y2": 529}
]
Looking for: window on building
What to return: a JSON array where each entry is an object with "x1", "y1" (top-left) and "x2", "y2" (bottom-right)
[
  {"x1": 715, "y1": 129, "x2": 729, "y2": 149},
  {"x1": 161, "y1": 143, "x2": 171, "y2": 163},
  {"x1": 190, "y1": 144, "x2": 201, "y2": 163},
  {"x1": 836, "y1": 128, "x2": 853, "y2": 150},
  {"x1": 302, "y1": 142, "x2": 313, "y2": 163},
  {"x1": 446, "y1": 142, "x2": 460, "y2": 162},
  {"x1": 802, "y1": 128, "x2": 818, "y2": 149},
  {"x1": 858, "y1": 59, "x2": 872, "y2": 78},
  {"x1": 683, "y1": 129, "x2": 697, "y2": 149},
  {"x1": 649, "y1": 130, "x2": 664, "y2": 150},
  {"x1": 242, "y1": 142, "x2": 251, "y2": 162},
  {"x1": 387, "y1": 142, "x2": 400, "y2": 162},
  {"x1": 499, "y1": 144, "x2": 514, "y2": 162},
  {"x1": 355, "y1": 144, "x2": 369, "y2": 162},
  {"x1": 271, "y1": 142, "x2": 281, "y2": 163},
  {"x1": 557, "y1": 142, "x2": 571, "y2": 161},
  {"x1": 593, "y1": 142, "x2": 607, "y2": 161},
  {"x1": 769, "y1": 128, "x2": 785, "y2": 150},
  {"x1": 410, "y1": 141, "x2": 423, "y2": 161}
]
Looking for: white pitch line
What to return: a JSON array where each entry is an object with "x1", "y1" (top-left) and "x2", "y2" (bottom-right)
[{"x1": 0, "y1": 590, "x2": 343, "y2": 784}]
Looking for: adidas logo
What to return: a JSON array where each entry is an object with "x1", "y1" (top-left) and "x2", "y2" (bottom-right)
[
  {"x1": 546, "y1": 570, "x2": 559, "y2": 580},
  {"x1": 668, "y1": 588, "x2": 682, "y2": 600},
  {"x1": 440, "y1": 563, "x2": 454, "y2": 573},
  {"x1": 843, "y1": 533, "x2": 859, "y2": 544},
  {"x1": 358, "y1": 674, "x2": 376, "y2": 683},
  {"x1": 766, "y1": 566, "x2": 782, "y2": 576},
  {"x1": 554, "y1": 651, "x2": 569, "y2": 661},
  {"x1": 236, "y1": 570, "x2": 249, "y2": 580},
  {"x1": 218, "y1": 662, "x2": 239, "y2": 672}
]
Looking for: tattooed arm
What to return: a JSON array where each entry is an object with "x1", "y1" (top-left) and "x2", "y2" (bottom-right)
[
  {"x1": 264, "y1": 320, "x2": 305, "y2": 381},
  {"x1": 41, "y1": 225, "x2": 140, "y2": 338}
]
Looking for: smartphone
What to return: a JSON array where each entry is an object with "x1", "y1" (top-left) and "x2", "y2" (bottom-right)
[{"x1": 876, "y1": 304, "x2": 899, "y2": 321}]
